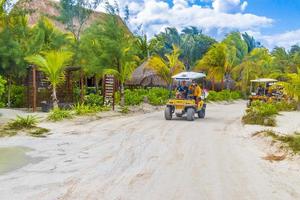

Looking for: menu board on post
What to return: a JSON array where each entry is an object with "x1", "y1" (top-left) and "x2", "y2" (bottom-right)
[{"x1": 103, "y1": 74, "x2": 115, "y2": 110}]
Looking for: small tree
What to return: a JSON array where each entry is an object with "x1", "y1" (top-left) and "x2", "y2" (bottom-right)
[
  {"x1": 148, "y1": 45, "x2": 185, "y2": 87},
  {"x1": 25, "y1": 51, "x2": 73, "y2": 108},
  {"x1": 86, "y1": 13, "x2": 139, "y2": 106}
]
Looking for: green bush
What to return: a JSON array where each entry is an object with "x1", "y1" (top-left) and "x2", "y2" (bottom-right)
[
  {"x1": 242, "y1": 101, "x2": 278, "y2": 126},
  {"x1": 115, "y1": 88, "x2": 170, "y2": 106},
  {"x1": 0, "y1": 76, "x2": 6, "y2": 107},
  {"x1": 8, "y1": 85, "x2": 26, "y2": 108},
  {"x1": 147, "y1": 87, "x2": 170, "y2": 105},
  {"x1": 72, "y1": 103, "x2": 110, "y2": 115},
  {"x1": 273, "y1": 101, "x2": 297, "y2": 112},
  {"x1": 7, "y1": 115, "x2": 39, "y2": 130},
  {"x1": 48, "y1": 108, "x2": 73, "y2": 121},
  {"x1": 124, "y1": 89, "x2": 147, "y2": 106},
  {"x1": 207, "y1": 90, "x2": 242, "y2": 102},
  {"x1": 85, "y1": 94, "x2": 103, "y2": 106}
]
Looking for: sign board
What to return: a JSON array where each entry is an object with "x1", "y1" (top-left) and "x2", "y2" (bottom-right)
[{"x1": 103, "y1": 74, "x2": 115, "y2": 110}]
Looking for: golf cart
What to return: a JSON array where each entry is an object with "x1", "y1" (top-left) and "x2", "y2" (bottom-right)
[
  {"x1": 164, "y1": 72, "x2": 207, "y2": 121},
  {"x1": 248, "y1": 78, "x2": 282, "y2": 106}
]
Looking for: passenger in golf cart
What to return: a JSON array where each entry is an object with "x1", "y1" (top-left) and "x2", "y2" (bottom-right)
[{"x1": 175, "y1": 80, "x2": 203, "y2": 101}]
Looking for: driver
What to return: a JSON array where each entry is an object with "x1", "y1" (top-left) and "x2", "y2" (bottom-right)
[{"x1": 176, "y1": 81, "x2": 188, "y2": 99}]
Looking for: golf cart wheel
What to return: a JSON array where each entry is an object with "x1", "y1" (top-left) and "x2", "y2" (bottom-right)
[
  {"x1": 186, "y1": 108, "x2": 195, "y2": 121},
  {"x1": 198, "y1": 108, "x2": 205, "y2": 118},
  {"x1": 165, "y1": 107, "x2": 172, "y2": 120}
]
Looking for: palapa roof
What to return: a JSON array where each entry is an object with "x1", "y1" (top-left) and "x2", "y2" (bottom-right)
[{"x1": 126, "y1": 61, "x2": 167, "y2": 87}]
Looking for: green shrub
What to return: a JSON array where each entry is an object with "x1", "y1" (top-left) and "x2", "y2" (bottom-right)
[
  {"x1": 273, "y1": 101, "x2": 297, "y2": 112},
  {"x1": 242, "y1": 101, "x2": 278, "y2": 126},
  {"x1": 85, "y1": 94, "x2": 103, "y2": 106},
  {"x1": 124, "y1": 89, "x2": 147, "y2": 106},
  {"x1": 0, "y1": 76, "x2": 6, "y2": 108},
  {"x1": 8, "y1": 85, "x2": 26, "y2": 108},
  {"x1": 48, "y1": 108, "x2": 73, "y2": 121},
  {"x1": 72, "y1": 103, "x2": 101, "y2": 115},
  {"x1": 147, "y1": 88, "x2": 170, "y2": 105},
  {"x1": 115, "y1": 88, "x2": 170, "y2": 106},
  {"x1": 207, "y1": 90, "x2": 242, "y2": 102},
  {"x1": 7, "y1": 115, "x2": 39, "y2": 130}
]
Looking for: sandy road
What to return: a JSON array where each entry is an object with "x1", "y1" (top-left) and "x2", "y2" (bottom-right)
[{"x1": 1, "y1": 101, "x2": 300, "y2": 200}]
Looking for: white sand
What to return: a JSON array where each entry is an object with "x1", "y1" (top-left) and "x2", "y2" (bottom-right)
[{"x1": 0, "y1": 101, "x2": 300, "y2": 200}]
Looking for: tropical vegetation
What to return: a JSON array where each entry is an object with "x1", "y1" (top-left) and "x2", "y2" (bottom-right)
[{"x1": 0, "y1": 0, "x2": 299, "y2": 112}]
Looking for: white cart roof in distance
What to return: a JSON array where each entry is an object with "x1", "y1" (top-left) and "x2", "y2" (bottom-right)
[
  {"x1": 250, "y1": 78, "x2": 278, "y2": 83},
  {"x1": 172, "y1": 72, "x2": 206, "y2": 81}
]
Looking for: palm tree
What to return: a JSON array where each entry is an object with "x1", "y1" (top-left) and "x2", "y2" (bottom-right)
[
  {"x1": 281, "y1": 67, "x2": 300, "y2": 103},
  {"x1": 195, "y1": 43, "x2": 226, "y2": 90},
  {"x1": 148, "y1": 45, "x2": 185, "y2": 87},
  {"x1": 25, "y1": 50, "x2": 73, "y2": 109},
  {"x1": 233, "y1": 48, "x2": 273, "y2": 94}
]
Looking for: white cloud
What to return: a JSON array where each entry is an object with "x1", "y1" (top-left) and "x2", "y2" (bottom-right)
[
  {"x1": 122, "y1": 0, "x2": 273, "y2": 37},
  {"x1": 99, "y1": 0, "x2": 300, "y2": 48},
  {"x1": 247, "y1": 30, "x2": 300, "y2": 49},
  {"x1": 212, "y1": 0, "x2": 248, "y2": 13}
]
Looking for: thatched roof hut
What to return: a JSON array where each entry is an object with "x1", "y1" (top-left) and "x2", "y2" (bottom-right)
[{"x1": 127, "y1": 61, "x2": 167, "y2": 87}]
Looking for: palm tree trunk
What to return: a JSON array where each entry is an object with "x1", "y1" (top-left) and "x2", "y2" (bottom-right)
[
  {"x1": 120, "y1": 82, "x2": 125, "y2": 106},
  {"x1": 52, "y1": 85, "x2": 58, "y2": 109}
]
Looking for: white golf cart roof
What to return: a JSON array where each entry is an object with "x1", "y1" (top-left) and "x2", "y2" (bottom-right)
[
  {"x1": 250, "y1": 78, "x2": 278, "y2": 83},
  {"x1": 172, "y1": 72, "x2": 206, "y2": 81}
]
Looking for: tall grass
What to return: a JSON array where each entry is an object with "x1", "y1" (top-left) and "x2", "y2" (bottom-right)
[{"x1": 7, "y1": 115, "x2": 39, "y2": 130}]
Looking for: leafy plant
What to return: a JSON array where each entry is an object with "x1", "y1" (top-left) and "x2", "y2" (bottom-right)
[
  {"x1": 0, "y1": 75, "x2": 6, "y2": 107},
  {"x1": 7, "y1": 85, "x2": 25, "y2": 108},
  {"x1": 242, "y1": 101, "x2": 278, "y2": 126},
  {"x1": 85, "y1": 94, "x2": 103, "y2": 106},
  {"x1": 207, "y1": 90, "x2": 242, "y2": 102},
  {"x1": 48, "y1": 108, "x2": 73, "y2": 121},
  {"x1": 7, "y1": 115, "x2": 39, "y2": 130},
  {"x1": 147, "y1": 87, "x2": 170, "y2": 105},
  {"x1": 25, "y1": 50, "x2": 73, "y2": 109},
  {"x1": 273, "y1": 101, "x2": 297, "y2": 111},
  {"x1": 72, "y1": 103, "x2": 98, "y2": 115}
]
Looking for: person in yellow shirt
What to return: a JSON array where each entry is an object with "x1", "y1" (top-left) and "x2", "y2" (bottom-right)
[{"x1": 189, "y1": 81, "x2": 202, "y2": 101}]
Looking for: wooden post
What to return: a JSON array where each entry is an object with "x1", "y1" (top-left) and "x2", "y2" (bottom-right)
[{"x1": 32, "y1": 66, "x2": 37, "y2": 112}]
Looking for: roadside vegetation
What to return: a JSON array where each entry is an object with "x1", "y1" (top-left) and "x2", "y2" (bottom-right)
[
  {"x1": 0, "y1": 0, "x2": 299, "y2": 127},
  {"x1": 242, "y1": 100, "x2": 297, "y2": 126},
  {"x1": 206, "y1": 90, "x2": 242, "y2": 102},
  {"x1": 0, "y1": 115, "x2": 49, "y2": 137},
  {"x1": 254, "y1": 130, "x2": 300, "y2": 154}
]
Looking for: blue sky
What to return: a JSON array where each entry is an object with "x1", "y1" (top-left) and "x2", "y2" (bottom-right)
[{"x1": 100, "y1": 0, "x2": 300, "y2": 49}]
